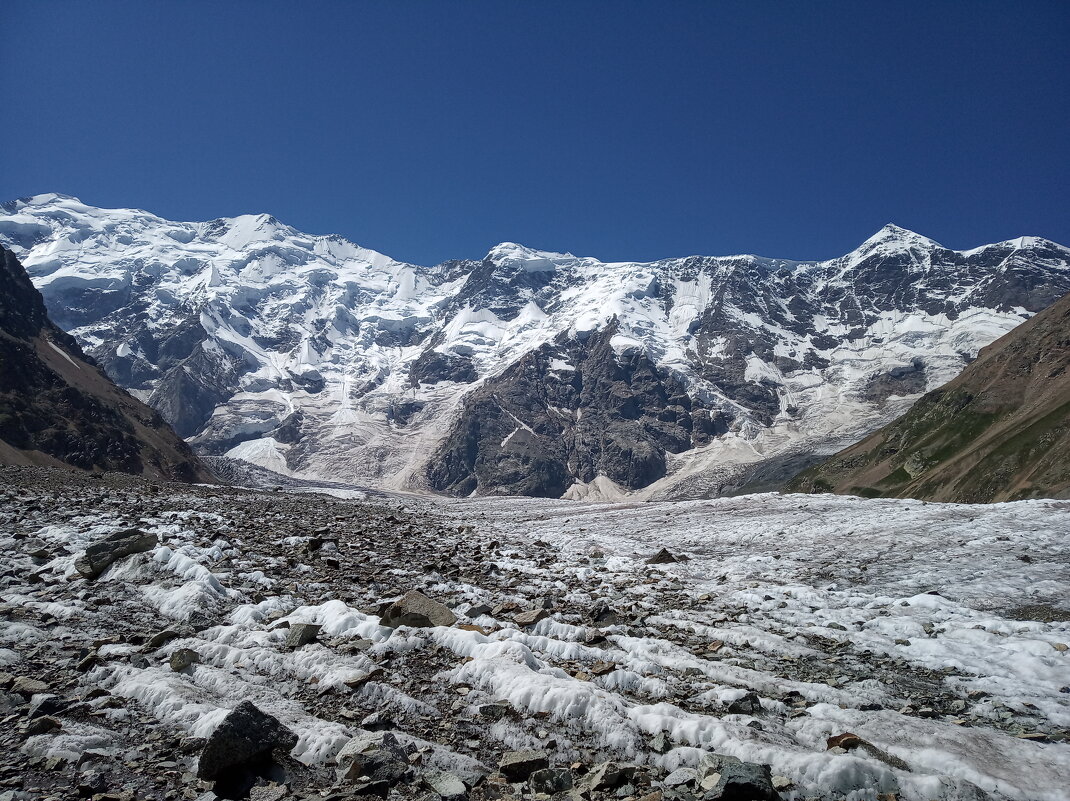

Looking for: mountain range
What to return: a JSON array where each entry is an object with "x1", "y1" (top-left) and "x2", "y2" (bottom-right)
[{"x1": 2, "y1": 193, "x2": 1069, "y2": 498}]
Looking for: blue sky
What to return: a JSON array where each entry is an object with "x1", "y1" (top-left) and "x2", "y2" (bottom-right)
[{"x1": 3, "y1": 1, "x2": 1067, "y2": 264}]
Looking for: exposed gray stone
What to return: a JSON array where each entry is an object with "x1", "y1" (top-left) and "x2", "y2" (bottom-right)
[
  {"x1": 499, "y1": 749, "x2": 549, "y2": 781},
  {"x1": 381, "y1": 590, "x2": 457, "y2": 628},
  {"x1": 74, "y1": 529, "x2": 158, "y2": 579}
]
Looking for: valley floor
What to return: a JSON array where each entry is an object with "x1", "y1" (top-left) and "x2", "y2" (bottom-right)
[{"x1": 1, "y1": 468, "x2": 1068, "y2": 801}]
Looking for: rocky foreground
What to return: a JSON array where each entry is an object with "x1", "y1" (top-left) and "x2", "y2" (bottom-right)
[{"x1": 1, "y1": 467, "x2": 1069, "y2": 801}]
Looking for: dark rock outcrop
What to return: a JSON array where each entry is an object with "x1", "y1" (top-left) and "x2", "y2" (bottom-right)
[{"x1": 0, "y1": 246, "x2": 212, "y2": 481}]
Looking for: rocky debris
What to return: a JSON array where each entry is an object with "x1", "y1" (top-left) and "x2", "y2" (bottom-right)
[
  {"x1": 423, "y1": 769, "x2": 468, "y2": 800},
  {"x1": 380, "y1": 590, "x2": 458, "y2": 629},
  {"x1": 196, "y1": 701, "x2": 299, "y2": 790},
  {"x1": 284, "y1": 622, "x2": 322, "y2": 648},
  {"x1": 646, "y1": 548, "x2": 678, "y2": 565},
  {"x1": 74, "y1": 528, "x2": 158, "y2": 578},
  {"x1": 0, "y1": 464, "x2": 1066, "y2": 801},
  {"x1": 499, "y1": 750, "x2": 550, "y2": 781},
  {"x1": 145, "y1": 628, "x2": 183, "y2": 649}
]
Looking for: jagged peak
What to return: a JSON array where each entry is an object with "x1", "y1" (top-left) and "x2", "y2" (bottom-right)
[{"x1": 857, "y1": 223, "x2": 944, "y2": 252}]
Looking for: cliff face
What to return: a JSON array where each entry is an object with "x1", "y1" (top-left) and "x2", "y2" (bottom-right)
[
  {"x1": 0, "y1": 246, "x2": 213, "y2": 481},
  {"x1": 788, "y1": 290, "x2": 1070, "y2": 503}
]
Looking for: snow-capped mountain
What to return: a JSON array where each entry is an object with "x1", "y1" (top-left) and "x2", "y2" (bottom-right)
[{"x1": 2, "y1": 193, "x2": 1069, "y2": 498}]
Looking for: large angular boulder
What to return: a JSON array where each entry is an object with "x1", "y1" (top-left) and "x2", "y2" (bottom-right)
[
  {"x1": 196, "y1": 701, "x2": 298, "y2": 782},
  {"x1": 696, "y1": 753, "x2": 781, "y2": 800},
  {"x1": 380, "y1": 590, "x2": 457, "y2": 629},
  {"x1": 74, "y1": 529, "x2": 158, "y2": 579},
  {"x1": 498, "y1": 750, "x2": 549, "y2": 781}
]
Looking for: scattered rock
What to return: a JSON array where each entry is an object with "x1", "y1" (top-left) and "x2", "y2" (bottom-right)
[
  {"x1": 696, "y1": 753, "x2": 780, "y2": 800},
  {"x1": 584, "y1": 762, "x2": 636, "y2": 791},
  {"x1": 726, "y1": 691, "x2": 762, "y2": 715},
  {"x1": 662, "y1": 767, "x2": 697, "y2": 788},
  {"x1": 424, "y1": 769, "x2": 467, "y2": 799}
]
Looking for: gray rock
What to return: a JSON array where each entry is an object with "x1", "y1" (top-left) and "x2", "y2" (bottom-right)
[
  {"x1": 74, "y1": 529, "x2": 158, "y2": 579},
  {"x1": 145, "y1": 629, "x2": 183, "y2": 650},
  {"x1": 585, "y1": 762, "x2": 636, "y2": 791},
  {"x1": 424, "y1": 769, "x2": 468, "y2": 799},
  {"x1": 529, "y1": 767, "x2": 573, "y2": 794},
  {"x1": 646, "y1": 548, "x2": 678, "y2": 565},
  {"x1": 696, "y1": 753, "x2": 779, "y2": 800},
  {"x1": 28, "y1": 694, "x2": 67, "y2": 719},
  {"x1": 284, "y1": 623, "x2": 321, "y2": 648},
  {"x1": 499, "y1": 749, "x2": 549, "y2": 781},
  {"x1": 662, "y1": 768, "x2": 697, "y2": 788},
  {"x1": 170, "y1": 648, "x2": 199, "y2": 672},
  {"x1": 650, "y1": 732, "x2": 672, "y2": 753},
  {"x1": 249, "y1": 785, "x2": 288, "y2": 801},
  {"x1": 24, "y1": 715, "x2": 61, "y2": 736},
  {"x1": 10, "y1": 676, "x2": 49, "y2": 696},
  {"x1": 726, "y1": 691, "x2": 762, "y2": 715},
  {"x1": 381, "y1": 590, "x2": 457, "y2": 628},
  {"x1": 196, "y1": 701, "x2": 298, "y2": 781}
]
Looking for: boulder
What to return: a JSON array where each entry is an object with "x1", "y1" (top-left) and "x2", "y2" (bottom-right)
[
  {"x1": 381, "y1": 590, "x2": 457, "y2": 628},
  {"x1": 196, "y1": 701, "x2": 298, "y2": 782},
  {"x1": 499, "y1": 750, "x2": 549, "y2": 781},
  {"x1": 584, "y1": 762, "x2": 636, "y2": 791},
  {"x1": 696, "y1": 753, "x2": 780, "y2": 800},
  {"x1": 529, "y1": 767, "x2": 573, "y2": 794},
  {"x1": 75, "y1": 529, "x2": 158, "y2": 579},
  {"x1": 170, "y1": 648, "x2": 200, "y2": 672},
  {"x1": 646, "y1": 548, "x2": 678, "y2": 565},
  {"x1": 726, "y1": 691, "x2": 762, "y2": 715},
  {"x1": 423, "y1": 769, "x2": 468, "y2": 800},
  {"x1": 284, "y1": 623, "x2": 321, "y2": 648}
]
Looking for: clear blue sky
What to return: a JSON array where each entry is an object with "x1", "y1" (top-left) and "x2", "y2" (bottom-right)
[{"x1": 3, "y1": 1, "x2": 1068, "y2": 264}]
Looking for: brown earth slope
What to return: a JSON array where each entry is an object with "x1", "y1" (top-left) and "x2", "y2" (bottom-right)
[
  {"x1": 788, "y1": 290, "x2": 1070, "y2": 503},
  {"x1": 0, "y1": 245, "x2": 213, "y2": 481}
]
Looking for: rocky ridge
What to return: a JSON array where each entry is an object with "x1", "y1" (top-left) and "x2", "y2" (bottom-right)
[
  {"x1": 788, "y1": 289, "x2": 1070, "y2": 502},
  {"x1": 0, "y1": 245, "x2": 212, "y2": 481}
]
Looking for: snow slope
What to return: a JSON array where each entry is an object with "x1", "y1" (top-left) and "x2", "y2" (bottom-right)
[{"x1": 2, "y1": 194, "x2": 1069, "y2": 498}]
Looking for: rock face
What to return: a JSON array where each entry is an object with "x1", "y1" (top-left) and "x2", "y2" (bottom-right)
[
  {"x1": 789, "y1": 289, "x2": 1070, "y2": 502},
  {"x1": 4, "y1": 194, "x2": 1070, "y2": 498},
  {"x1": 0, "y1": 244, "x2": 212, "y2": 481}
]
